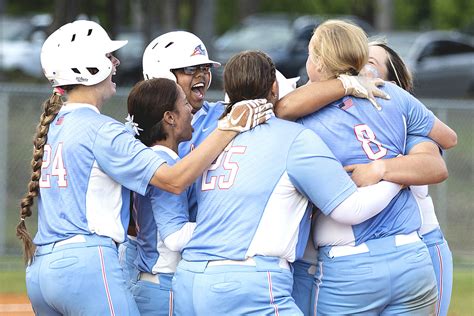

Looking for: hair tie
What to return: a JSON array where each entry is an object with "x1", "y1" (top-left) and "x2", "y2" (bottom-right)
[
  {"x1": 124, "y1": 114, "x2": 143, "y2": 136},
  {"x1": 53, "y1": 87, "x2": 65, "y2": 96},
  {"x1": 20, "y1": 217, "x2": 25, "y2": 221}
]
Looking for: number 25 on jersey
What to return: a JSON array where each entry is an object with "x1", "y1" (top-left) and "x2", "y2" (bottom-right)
[
  {"x1": 201, "y1": 145, "x2": 246, "y2": 191},
  {"x1": 39, "y1": 143, "x2": 68, "y2": 188}
]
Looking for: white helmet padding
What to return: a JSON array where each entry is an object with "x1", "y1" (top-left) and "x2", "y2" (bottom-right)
[
  {"x1": 142, "y1": 31, "x2": 220, "y2": 81},
  {"x1": 41, "y1": 20, "x2": 128, "y2": 87}
]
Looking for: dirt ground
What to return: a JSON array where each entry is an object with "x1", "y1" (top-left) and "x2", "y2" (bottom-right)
[{"x1": 0, "y1": 294, "x2": 33, "y2": 315}]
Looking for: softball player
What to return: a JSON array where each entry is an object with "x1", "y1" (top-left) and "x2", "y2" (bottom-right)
[
  {"x1": 126, "y1": 78, "x2": 196, "y2": 316},
  {"x1": 17, "y1": 20, "x2": 272, "y2": 316},
  {"x1": 362, "y1": 41, "x2": 455, "y2": 316},
  {"x1": 172, "y1": 50, "x2": 403, "y2": 316},
  {"x1": 292, "y1": 20, "x2": 444, "y2": 315}
]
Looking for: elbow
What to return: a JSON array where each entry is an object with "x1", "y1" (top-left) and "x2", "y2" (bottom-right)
[
  {"x1": 274, "y1": 100, "x2": 296, "y2": 121},
  {"x1": 430, "y1": 165, "x2": 448, "y2": 184},
  {"x1": 438, "y1": 168, "x2": 449, "y2": 183},
  {"x1": 442, "y1": 131, "x2": 458, "y2": 150},
  {"x1": 167, "y1": 184, "x2": 185, "y2": 195},
  {"x1": 446, "y1": 134, "x2": 458, "y2": 149}
]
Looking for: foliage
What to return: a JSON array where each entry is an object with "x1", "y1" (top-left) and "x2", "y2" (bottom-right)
[{"x1": 4, "y1": 0, "x2": 473, "y2": 34}]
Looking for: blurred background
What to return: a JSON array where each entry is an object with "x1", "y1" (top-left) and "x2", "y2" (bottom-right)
[{"x1": 0, "y1": 0, "x2": 473, "y2": 314}]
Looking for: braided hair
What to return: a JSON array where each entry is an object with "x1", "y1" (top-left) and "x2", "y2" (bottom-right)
[{"x1": 17, "y1": 87, "x2": 66, "y2": 264}]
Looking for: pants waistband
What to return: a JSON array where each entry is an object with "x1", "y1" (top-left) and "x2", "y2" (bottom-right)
[
  {"x1": 421, "y1": 227, "x2": 446, "y2": 246},
  {"x1": 179, "y1": 256, "x2": 290, "y2": 273},
  {"x1": 325, "y1": 232, "x2": 421, "y2": 258},
  {"x1": 35, "y1": 234, "x2": 116, "y2": 256},
  {"x1": 207, "y1": 257, "x2": 290, "y2": 270}
]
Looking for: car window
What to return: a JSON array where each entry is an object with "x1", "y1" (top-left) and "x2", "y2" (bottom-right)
[{"x1": 419, "y1": 40, "x2": 474, "y2": 59}]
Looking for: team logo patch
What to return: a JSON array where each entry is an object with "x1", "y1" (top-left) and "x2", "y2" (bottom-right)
[{"x1": 190, "y1": 44, "x2": 206, "y2": 57}]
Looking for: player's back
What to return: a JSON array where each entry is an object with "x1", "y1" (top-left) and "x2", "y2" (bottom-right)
[
  {"x1": 35, "y1": 104, "x2": 158, "y2": 245},
  {"x1": 182, "y1": 117, "x2": 317, "y2": 262},
  {"x1": 299, "y1": 82, "x2": 434, "y2": 245}
]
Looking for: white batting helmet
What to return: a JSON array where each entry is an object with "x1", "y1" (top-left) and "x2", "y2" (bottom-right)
[
  {"x1": 41, "y1": 20, "x2": 128, "y2": 87},
  {"x1": 142, "y1": 31, "x2": 220, "y2": 81},
  {"x1": 276, "y1": 70, "x2": 300, "y2": 98}
]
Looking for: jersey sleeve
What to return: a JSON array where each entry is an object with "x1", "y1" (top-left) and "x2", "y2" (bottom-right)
[
  {"x1": 405, "y1": 135, "x2": 439, "y2": 154},
  {"x1": 401, "y1": 90, "x2": 435, "y2": 136},
  {"x1": 93, "y1": 121, "x2": 165, "y2": 195},
  {"x1": 286, "y1": 129, "x2": 357, "y2": 215}
]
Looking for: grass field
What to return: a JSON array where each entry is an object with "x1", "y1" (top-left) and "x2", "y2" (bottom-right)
[{"x1": 1, "y1": 256, "x2": 472, "y2": 315}]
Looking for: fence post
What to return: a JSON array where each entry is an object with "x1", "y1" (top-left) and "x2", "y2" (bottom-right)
[{"x1": 0, "y1": 92, "x2": 9, "y2": 255}]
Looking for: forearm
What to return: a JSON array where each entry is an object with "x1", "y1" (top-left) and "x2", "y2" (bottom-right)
[
  {"x1": 375, "y1": 153, "x2": 447, "y2": 185},
  {"x1": 163, "y1": 222, "x2": 196, "y2": 252},
  {"x1": 275, "y1": 79, "x2": 345, "y2": 121},
  {"x1": 329, "y1": 181, "x2": 401, "y2": 225},
  {"x1": 150, "y1": 129, "x2": 237, "y2": 194}
]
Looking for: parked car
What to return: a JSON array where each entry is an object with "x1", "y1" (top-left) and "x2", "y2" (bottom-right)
[
  {"x1": 0, "y1": 14, "x2": 51, "y2": 78},
  {"x1": 212, "y1": 13, "x2": 375, "y2": 88},
  {"x1": 377, "y1": 31, "x2": 474, "y2": 98}
]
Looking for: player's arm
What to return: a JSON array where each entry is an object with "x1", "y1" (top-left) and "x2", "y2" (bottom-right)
[
  {"x1": 345, "y1": 139, "x2": 448, "y2": 187},
  {"x1": 404, "y1": 92, "x2": 457, "y2": 150},
  {"x1": 328, "y1": 181, "x2": 402, "y2": 225},
  {"x1": 287, "y1": 129, "x2": 401, "y2": 226},
  {"x1": 275, "y1": 76, "x2": 389, "y2": 121},
  {"x1": 150, "y1": 99, "x2": 272, "y2": 194},
  {"x1": 163, "y1": 223, "x2": 196, "y2": 252},
  {"x1": 428, "y1": 117, "x2": 457, "y2": 149}
]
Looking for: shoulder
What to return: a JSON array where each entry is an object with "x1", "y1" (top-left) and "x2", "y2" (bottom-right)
[
  {"x1": 202, "y1": 100, "x2": 226, "y2": 113},
  {"x1": 151, "y1": 145, "x2": 179, "y2": 165}
]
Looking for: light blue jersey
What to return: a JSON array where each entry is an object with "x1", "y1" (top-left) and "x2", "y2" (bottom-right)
[
  {"x1": 182, "y1": 117, "x2": 356, "y2": 262},
  {"x1": 134, "y1": 145, "x2": 196, "y2": 274},
  {"x1": 178, "y1": 100, "x2": 225, "y2": 157},
  {"x1": 299, "y1": 83, "x2": 435, "y2": 247},
  {"x1": 303, "y1": 84, "x2": 438, "y2": 315},
  {"x1": 28, "y1": 103, "x2": 165, "y2": 316},
  {"x1": 132, "y1": 145, "x2": 196, "y2": 316},
  {"x1": 34, "y1": 103, "x2": 165, "y2": 245}
]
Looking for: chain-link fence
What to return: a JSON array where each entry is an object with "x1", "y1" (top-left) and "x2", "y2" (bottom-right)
[{"x1": 0, "y1": 84, "x2": 473, "y2": 263}]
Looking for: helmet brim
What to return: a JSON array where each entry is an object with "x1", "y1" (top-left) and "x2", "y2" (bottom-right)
[{"x1": 106, "y1": 40, "x2": 128, "y2": 53}]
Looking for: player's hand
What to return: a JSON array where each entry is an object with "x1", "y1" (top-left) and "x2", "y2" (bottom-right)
[
  {"x1": 218, "y1": 99, "x2": 273, "y2": 133},
  {"x1": 337, "y1": 74, "x2": 390, "y2": 111},
  {"x1": 344, "y1": 160, "x2": 386, "y2": 187}
]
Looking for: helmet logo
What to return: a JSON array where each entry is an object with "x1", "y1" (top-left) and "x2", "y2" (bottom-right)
[
  {"x1": 190, "y1": 44, "x2": 206, "y2": 57},
  {"x1": 76, "y1": 76, "x2": 89, "y2": 82}
]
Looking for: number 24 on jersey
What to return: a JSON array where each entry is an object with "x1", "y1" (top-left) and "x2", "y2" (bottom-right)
[{"x1": 39, "y1": 143, "x2": 68, "y2": 188}]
